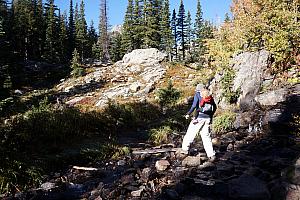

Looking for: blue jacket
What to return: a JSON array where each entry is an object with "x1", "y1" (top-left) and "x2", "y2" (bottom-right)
[{"x1": 187, "y1": 92, "x2": 202, "y2": 115}]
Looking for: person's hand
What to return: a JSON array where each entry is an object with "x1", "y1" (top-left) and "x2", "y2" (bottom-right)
[
  {"x1": 192, "y1": 119, "x2": 198, "y2": 124},
  {"x1": 185, "y1": 114, "x2": 190, "y2": 119}
]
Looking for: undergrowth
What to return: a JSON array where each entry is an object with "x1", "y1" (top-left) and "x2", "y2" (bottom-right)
[
  {"x1": 149, "y1": 125, "x2": 173, "y2": 145},
  {"x1": 0, "y1": 98, "x2": 163, "y2": 194},
  {"x1": 212, "y1": 111, "x2": 236, "y2": 134}
]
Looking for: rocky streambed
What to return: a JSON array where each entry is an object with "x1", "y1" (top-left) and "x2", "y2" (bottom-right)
[{"x1": 8, "y1": 120, "x2": 300, "y2": 200}]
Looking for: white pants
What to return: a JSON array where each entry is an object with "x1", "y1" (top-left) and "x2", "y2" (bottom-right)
[{"x1": 181, "y1": 117, "x2": 215, "y2": 158}]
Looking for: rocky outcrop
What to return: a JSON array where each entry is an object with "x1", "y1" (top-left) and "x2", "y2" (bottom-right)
[
  {"x1": 115, "y1": 48, "x2": 166, "y2": 67},
  {"x1": 55, "y1": 48, "x2": 167, "y2": 108},
  {"x1": 95, "y1": 49, "x2": 167, "y2": 107},
  {"x1": 255, "y1": 88, "x2": 288, "y2": 106},
  {"x1": 232, "y1": 50, "x2": 270, "y2": 109},
  {"x1": 209, "y1": 50, "x2": 272, "y2": 110}
]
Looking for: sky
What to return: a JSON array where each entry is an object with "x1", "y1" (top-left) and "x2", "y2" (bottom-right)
[{"x1": 55, "y1": 0, "x2": 232, "y2": 29}]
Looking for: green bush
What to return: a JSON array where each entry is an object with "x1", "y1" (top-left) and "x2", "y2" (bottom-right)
[
  {"x1": 0, "y1": 97, "x2": 14, "y2": 113},
  {"x1": 71, "y1": 48, "x2": 85, "y2": 78},
  {"x1": 212, "y1": 111, "x2": 236, "y2": 134},
  {"x1": 111, "y1": 146, "x2": 131, "y2": 159},
  {"x1": 104, "y1": 100, "x2": 161, "y2": 128},
  {"x1": 149, "y1": 125, "x2": 173, "y2": 145},
  {"x1": 221, "y1": 69, "x2": 240, "y2": 104},
  {"x1": 71, "y1": 67, "x2": 85, "y2": 78},
  {"x1": 157, "y1": 80, "x2": 181, "y2": 108}
]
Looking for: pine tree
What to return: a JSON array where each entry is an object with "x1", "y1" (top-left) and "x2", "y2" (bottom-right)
[
  {"x1": 98, "y1": 0, "x2": 110, "y2": 62},
  {"x1": 35, "y1": 0, "x2": 45, "y2": 59},
  {"x1": 68, "y1": 0, "x2": 75, "y2": 58},
  {"x1": 0, "y1": 17, "x2": 3, "y2": 36},
  {"x1": 171, "y1": 9, "x2": 177, "y2": 60},
  {"x1": 0, "y1": 0, "x2": 11, "y2": 93},
  {"x1": 0, "y1": 0, "x2": 6, "y2": 38},
  {"x1": 44, "y1": 0, "x2": 56, "y2": 62},
  {"x1": 71, "y1": 48, "x2": 84, "y2": 77},
  {"x1": 58, "y1": 12, "x2": 68, "y2": 63},
  {"x1": 143, "y1": 0, "x2": 161, "y2": 48},
  {"x1": 186, "y1": 10, "x2": 193, "y2": 60},
  {"x1": 122, "y1": 0, "x2": 134, "y2": 53},
  {"x1": 92, "y1": 40, "x2": 101, "y2": 60},
  {"x1": 87, "y1": 20, "x2": 98, "y2": 58},
  {"x1": 194, "y1": 0, "x2": 206, "y2": 62},
  {"x1": 0, "y1": 15, "x2": 5, "y2": 65},
  {"x1": 224, "y1": 13, "x2": 231, "y2": 23},
  {"x1": 160, "y1": 0, "x2": 172, "y2": 60},
  {"x1": 132, "y1": 0, "x2": 143, "y2": 49},
  {"x1": 109, "y1": 32, "x2": 122, "y2": 62},
  {"x1": 11, "y1": 0, "x2": 36, "y2": 60},
  {"x1": 202, "y1": 20, "x2": 214, "y2": 39},
  {"x1": 177, "y1": 0, "x2": 187, "y2": 60},
  {"x1": 194, "y1": 0, "x2": 203, "y2": 40},
  {"x1": 75, "y1": 0, "x2": 88, "y2": 60}
]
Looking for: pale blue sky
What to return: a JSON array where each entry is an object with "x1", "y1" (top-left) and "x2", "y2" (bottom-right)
[{"x1": 55, "y1": 0, "x2": 232, "y2": 29}]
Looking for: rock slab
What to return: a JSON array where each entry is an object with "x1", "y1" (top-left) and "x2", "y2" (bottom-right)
[{"x1": 228, "y1": 174, "x2": 270, "y2": 200}]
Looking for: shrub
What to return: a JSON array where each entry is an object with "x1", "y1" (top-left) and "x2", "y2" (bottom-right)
[
  {"x1": 212, "y1": 111, "x2": 236, "y2": 134},
  {"x1": 103, "y1": 100, "x2": 161, "y2": 128},
  {"x1": 157, "y1": 80, "x2": 181, "y2": 108},
  {"x1": 111, "y1": 146, "x2": 131, "y2": 159},
  {"x1": 71, "y1": 48, "x2": 85, "y2": 78},
  {"x1": 0, "y1": 98, "x2": 169, "y2": 194},
  {"x1": 290, "y1": 114, "x2": 300, "y2": 137},
  {"x1": 221, "y1": 69, "x2": 240, "y2": 104},
  {"x1": 149, "y1": 125, "x2": 173, "y2": 145},
  {"x1": 0, "y1": 97, "x2": 14, "y2": 113}
]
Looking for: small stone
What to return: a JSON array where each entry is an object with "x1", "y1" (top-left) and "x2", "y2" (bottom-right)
[
  {"x1": 94, "y1": 196, "x2": 103, "y2": 200},
  {"x1": 227, "y1": 143, "x2": 234, "y2": 151},
  {"x1": 188, "y1": 74, "x2": 195, "y2": 79},
  {"x1": 14, "y1": 89, "x2": 23, "y2": 95},
  {"x1": 212, "y1": 138, "x2": 221, "y2": 146},
  {"x1": 131, "y1": 189, "x2": 143, "y2": 197},
  {"x1": 173, "y1": 167, "x2": 188, "y2": 177},
  {"x1": 198, "y1": 161, "x2": 216, "y2": 171},
  {"x1": 121, "y1": 174, "x2": 135, "y2": 185},
  {"x1": 41, "y1": 182, "x2": 56, "y2": 191},
  {"x1": 125, "y1": 185, "x2": 139, "y2": 191},
  {"x1": 91, "y1": 189, "x2": 101, "y2": 196},
  {"x1": 117, "y1": 160, "x2": 126, "y2": 166},
  {"x1": 182, "y1": 156, "x2": 201, "y2": 167},
  {"x1": 155, "y1": 160, "x2": 170, "y2": 171},
  {"x1": 141, "y1": 167, "x2": 152, "y2": 182},
  {"x1": 129, "y1": 82, "x2": 142, "y2": 92}
]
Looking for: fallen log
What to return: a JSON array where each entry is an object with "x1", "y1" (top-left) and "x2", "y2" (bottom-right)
[
  {"x1": 72, "y1": 166, "x2": 100, "y2": 171},
  {"x1": 132, "y1": 148, "x2": 181, "y2": 155}
]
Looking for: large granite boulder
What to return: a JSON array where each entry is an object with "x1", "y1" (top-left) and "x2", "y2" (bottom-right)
[
  {"x1": 232, "y1": 50, "x2": 270, "y2": 110},
  {"x1": 116, "y1": 48, "x2": 166, "y2": 67},
  {"x1": 255, "y1": 88, "x2": 288, "y2": 106}
]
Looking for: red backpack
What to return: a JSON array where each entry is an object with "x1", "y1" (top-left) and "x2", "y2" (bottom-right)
[{"x1": 199, "y1": 95, "x2": 214, "y2": 115}]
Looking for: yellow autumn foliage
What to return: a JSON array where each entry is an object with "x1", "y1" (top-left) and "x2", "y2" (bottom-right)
[{"x1": 207, "y1": 0, "x2": 300, "y2": 73}]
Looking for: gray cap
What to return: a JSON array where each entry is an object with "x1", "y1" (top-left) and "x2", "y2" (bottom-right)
[{"x1": 195, "y1": 84, "x2": 204, "y2": 91}]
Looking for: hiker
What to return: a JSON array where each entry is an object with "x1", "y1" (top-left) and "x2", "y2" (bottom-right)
[{"x1": 181, "y1": 84, "x2": 217, "y2": 160}]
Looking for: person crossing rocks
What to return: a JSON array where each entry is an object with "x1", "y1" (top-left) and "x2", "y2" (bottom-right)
[{"x1": 181, "y1": 84, "x2": 217, "y2": 161}]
